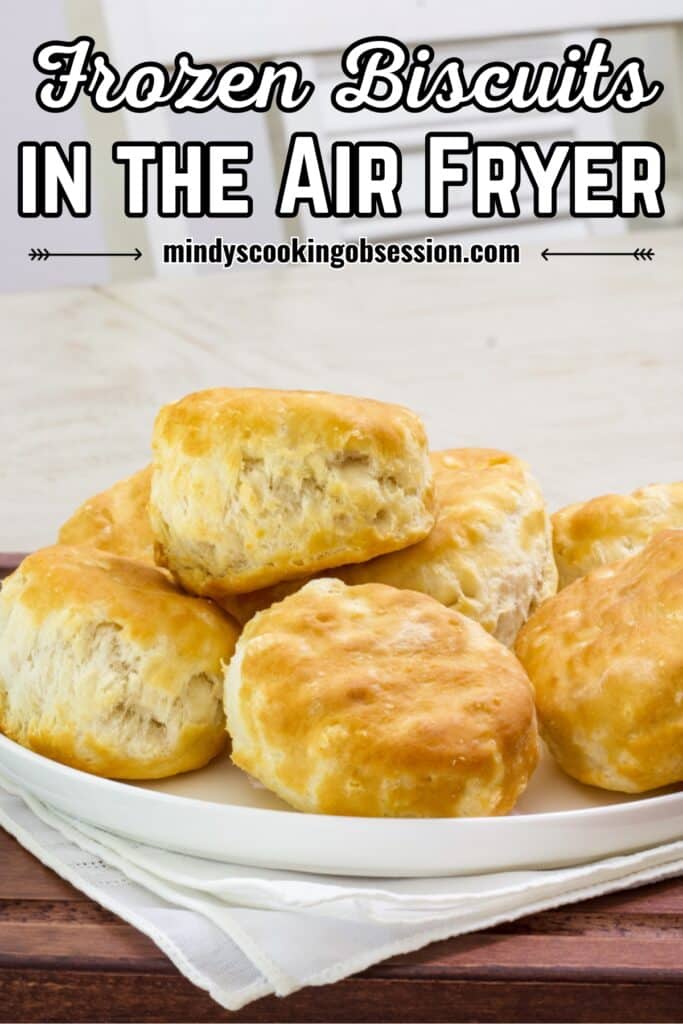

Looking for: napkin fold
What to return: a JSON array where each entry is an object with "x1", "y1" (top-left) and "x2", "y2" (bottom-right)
[{"x1": 2, "y1": 770, "x2": 682, "y2": 1012}]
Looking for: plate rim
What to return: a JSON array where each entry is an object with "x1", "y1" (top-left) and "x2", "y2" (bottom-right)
[{"x1": 2, "y1": 732, "x2": 682, "y2": 827}]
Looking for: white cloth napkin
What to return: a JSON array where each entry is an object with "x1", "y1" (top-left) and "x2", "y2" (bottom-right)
[{"x1": 2, "y1": 770, "x2": 683, "y2": 1013}]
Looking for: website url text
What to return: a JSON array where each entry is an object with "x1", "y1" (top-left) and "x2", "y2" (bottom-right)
[{"x1": 162, "y1": 236, "x2": 520, "y2": 270}]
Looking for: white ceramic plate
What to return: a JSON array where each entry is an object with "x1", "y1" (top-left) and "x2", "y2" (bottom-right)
[{"x1": 1, "y1": 733, "x2": 682, "y2": 877}]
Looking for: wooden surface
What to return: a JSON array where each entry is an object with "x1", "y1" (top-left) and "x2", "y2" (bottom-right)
[
  {"x1": 1, "y1": 230, "x2": 682, "y2": 1020},
  {"x1": 1, "y1": 227, "x2": 682, "y2": 550},
  {"x1": 0, "y1": 563, "x2": 681, "y2": 1022},
  {"x1": 1, "y1": 827, "x2": 682, "y2": 1022}
]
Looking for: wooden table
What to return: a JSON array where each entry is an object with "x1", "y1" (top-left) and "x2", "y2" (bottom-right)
[
  {"x1": 2, "y1": 826, "x2": 682, "y2": 1022},
  {"x1": 1, "y1": 231, "x2": 682, "y2": 1020}
]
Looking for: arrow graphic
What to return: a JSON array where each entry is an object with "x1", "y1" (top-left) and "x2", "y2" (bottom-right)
[
  {"x1": 541, "y1": 247, "x2": 654, "y2": 262},
  {"x1": 29, "y1": 247, "x2": 142, "y2": 262}
]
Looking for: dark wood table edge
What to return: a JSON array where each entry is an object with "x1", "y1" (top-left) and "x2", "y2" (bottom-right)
[{"x1": 1, "y1": 552, "x2": 682, "y2": 1021}]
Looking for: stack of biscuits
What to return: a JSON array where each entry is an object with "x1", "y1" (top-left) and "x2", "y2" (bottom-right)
[{"x1": 1, "y1": 387, "x2": 681, "y2": 816}]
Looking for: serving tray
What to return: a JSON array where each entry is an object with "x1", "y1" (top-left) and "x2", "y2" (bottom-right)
[{"x1": 1, "y1": 733, "x2": 681, "y2": 877}]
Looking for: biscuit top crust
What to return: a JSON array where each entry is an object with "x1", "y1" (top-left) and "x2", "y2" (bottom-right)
[
  {"x1": 518, "y1": 529, "x2": 683, "y2": 656},
  {"x1": 7, "y1": 546, "x2": 238, "y2": 676},
  {"x1": 552, "y1": 481, "x2": 683, "y2": 586},
  {"x1": 154, "y1": 388, "x2": 429, "y2": 461},
  {"x1": 231, "y1": 579, "x2": 537, "y2": 815},
  {"x1": 338, "y1": 448, "x2": 555, "y2": 628},
  {"x1": 515, "y1": 530, "x2": 683, "y2": 790},
  {"x1": 517, "y1": 529, "x2": 683, "y2": 670},
  {"x1": 58, "y1": 466, "x2": 154, "y2": 563},
  {"x1": 428, "y1": 447, "x2": 545, "y2": 556}
]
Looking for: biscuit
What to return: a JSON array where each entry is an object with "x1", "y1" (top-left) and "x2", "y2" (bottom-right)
[
  {"x1": 515, "y1": 530, "x2": 683, "y2": 793},
  {"x1": 222, "y1": 449, "x2": 557, "y2": 646},
  {"x1": 0, "y1": 546, "x2": 239, "y2": 779},
  {"x1": 552, "y1": 481, "x2": 683, "y2": 588},
  {"x1": 58, "y1": 466, "x2": 154, "y2": 564},
  {"x1": 149, "y1": 388, "x2": 434, "y2": 596},
  {"x1": 225, "y1": 579, "x2": 539, "y2": 816}
]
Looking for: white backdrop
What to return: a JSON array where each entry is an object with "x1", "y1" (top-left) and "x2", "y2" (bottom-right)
[{"x1": 2, "y1": 2, "x2": 681, "y2": 293}]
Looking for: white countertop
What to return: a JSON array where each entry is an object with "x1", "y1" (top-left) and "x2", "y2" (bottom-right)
[{"x1": 2, "y1": 228, "x2": 681, "y2": 551}]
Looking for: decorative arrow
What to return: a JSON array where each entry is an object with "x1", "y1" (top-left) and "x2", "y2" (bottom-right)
[
  {"x1": 29, "y1": 247, "x2": 142, "y2": 262},
  {"x1": 541, "y1": 247, "x2": 654, "y2": 262}
]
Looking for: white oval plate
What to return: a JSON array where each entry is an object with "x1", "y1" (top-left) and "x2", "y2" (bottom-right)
[{"x1": 1, "y1": 733, "x2": 682, "y2": 877}]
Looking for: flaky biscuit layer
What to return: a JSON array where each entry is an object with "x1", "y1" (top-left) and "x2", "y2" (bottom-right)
[
  {"x1": 0, "y1": 546, "x2": 239, "y2": 779},
  {"x1": 516, "y1": 530, "x2": 683, "y2": 792},
  {"x1": 150, "y1": 388, "x2": 435, "y2": 596},
  {"x1": 223, "y1": 448, "x2": 557, "y2": 645}
]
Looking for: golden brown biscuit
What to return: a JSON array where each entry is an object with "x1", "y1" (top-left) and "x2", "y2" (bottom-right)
[
  {"x1": 225, "y1": 579, "x2": 539, "y2": 816},
  {"x1": 0, "y1": 546, "x2": 239, "y2": 779},
  {"x1": 516, "y1": 531, "x2": 683, "y2": 793},
  {"x1": 222, "y1": 449, "x2": 557, "y2": 646},
  {"x1": 150, "y1": 389, "x2": 434, "y2": 597},
  {"x1": 58, "y1": 466, "x2": 154, "y2": 564},
  {"x1": 552, "y1": 481, "x2": 683, "y2": 588}
]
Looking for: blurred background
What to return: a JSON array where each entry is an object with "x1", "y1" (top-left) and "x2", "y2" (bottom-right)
[
  {"x1": 1, "y1": 1, "x2": 682, "y2": 553},
  {"x1": 2, "y1": 0, "x2": 683, "y2": 292}
]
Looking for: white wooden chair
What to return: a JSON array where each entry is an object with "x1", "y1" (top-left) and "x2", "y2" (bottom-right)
[{"x1": 75, "y1": 0, "x2": 683, "y2": 274}]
